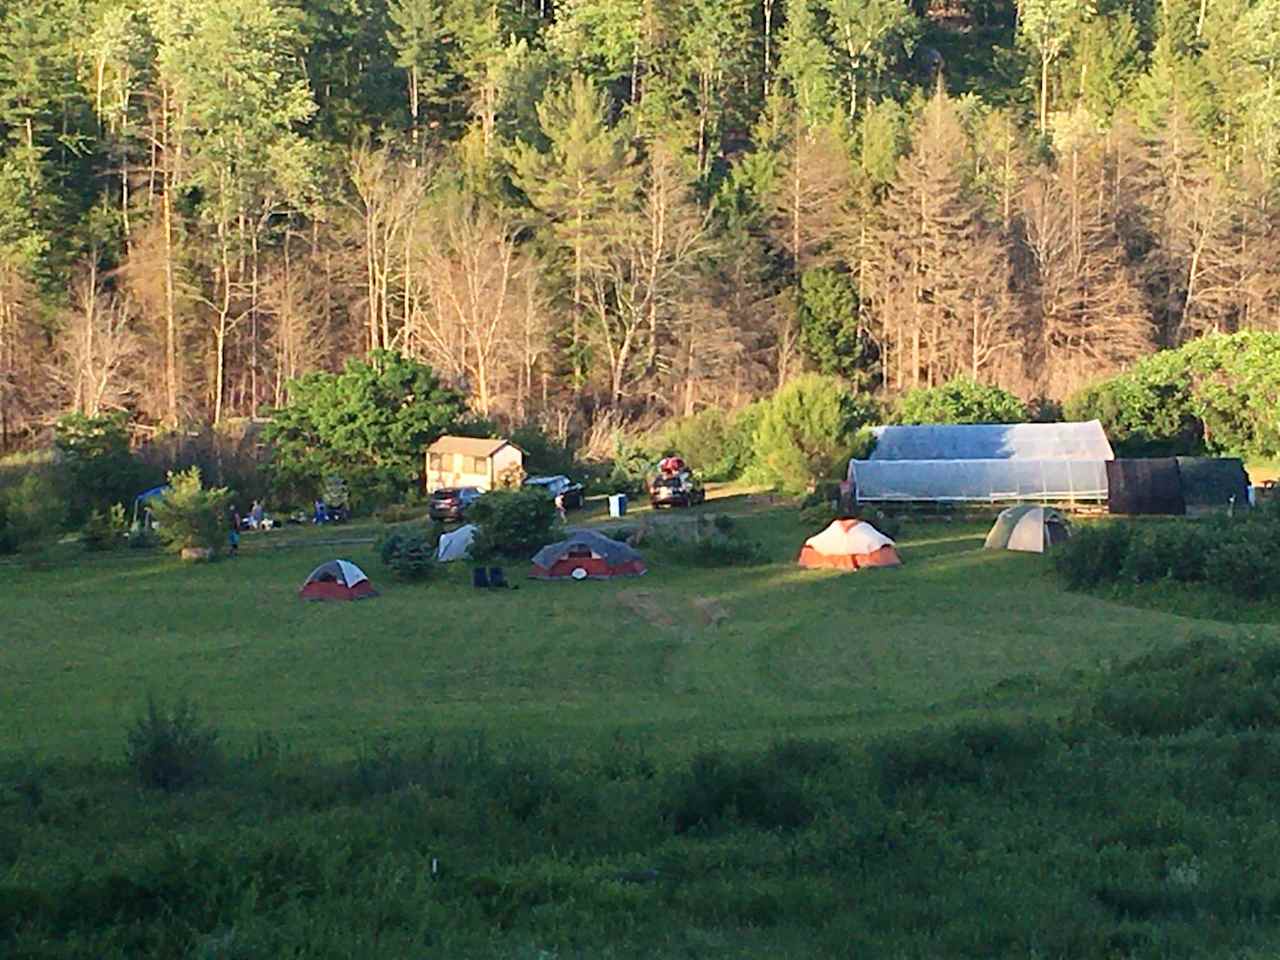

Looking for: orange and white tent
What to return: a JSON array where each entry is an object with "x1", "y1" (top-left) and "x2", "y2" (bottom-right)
[{"x1": 797, "y1": 519, "x2": 902, "y2": 571}]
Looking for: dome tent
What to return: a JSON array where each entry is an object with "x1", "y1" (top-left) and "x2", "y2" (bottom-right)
[
  {"x1": 983, "y1": 506, "x2": 1070, "y2": 553},
  {"x1": 299, "y1": 559, "x2": 379, "y2": 601},
  {"x1": 436, "y1": 523, "x2": 477, "y2": 562},
  {"x1": 797, "y1": 519, "x2": 902, "y2": 571},
  {"x1": 529, "y1": 529, "x2": 646, "y2": 580}
]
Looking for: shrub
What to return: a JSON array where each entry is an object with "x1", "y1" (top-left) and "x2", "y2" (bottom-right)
[
  {"x1": 54, "y1": 412, "x2": 151, "y2": 526},
  {"x1": 665, "y1": 749, "x2": 814, "y2": 834},
  {"x1": 895, "y1": 377, "x2": 1028, "y2": 425},
  {"x1": 1118, "y1": 523, "x2": 1212, "y2": 585},
  {"x1": 150, "y1": 468, "x2": 233, "y2": 555},
  {"x1": 1053, "y1": 521, "x2": 1133, "y2": 589},
  {"x1": 125, "y1": 696, "x2": 222, "y2": 791},
  {"x1": 753, "y1": 374, "x2": 881, "y2": 494},
  {"x1": 0, "y1": 472, "x2": 68, "y2": 554},
  {"x1": 468, "y1": 488, "x2": 557, "y2": 559},
  {"x1": 650, "y1": 516, "x2": 768, "y2": 567},
  {"x1": 871, "y1": 720, "x2": 1053, "y2": 795},
  {"x1": 1091, "y1": 639, "x2": 1280, "y2": 736},
  {"x1": 377, "y1": 525, "x2": 439, "y2": 580},
  {"x1": 82, "y1": 503, "x2": 128, "y2": 552},
  {"x1": 1205, "y1": 532, "x2": 1279, "y2": 600}
]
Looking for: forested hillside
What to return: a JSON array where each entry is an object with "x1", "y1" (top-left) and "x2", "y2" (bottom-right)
[{"x1": 1, "y1": 0, "x2": 1277, "y2": 449}]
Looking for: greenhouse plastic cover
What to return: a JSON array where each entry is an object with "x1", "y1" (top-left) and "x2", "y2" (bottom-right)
[
  {"x1": 850, "y1": 458, "x2": 1111, "y2": 503},
  {"x1": 868, "y1": 421, "x2": 1114, "y2": 462}
]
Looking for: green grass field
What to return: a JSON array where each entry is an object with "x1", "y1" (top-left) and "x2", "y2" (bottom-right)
[
  {"x1": 5, "y1": 495, "x2": 1259, "y2": 762},
  {"x1": 6, "y1": 495, "x2": 1280, "y2": 957}
]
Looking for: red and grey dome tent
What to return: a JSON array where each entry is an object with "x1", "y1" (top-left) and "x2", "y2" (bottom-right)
[
  {"x1": 529, "y1": 529, "x2": 646, "y2": 580},
  {"x1": 299, "y1": 559, "x2": 379, "y2": 601}
]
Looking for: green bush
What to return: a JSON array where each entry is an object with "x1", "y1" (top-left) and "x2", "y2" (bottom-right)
[
  {"x1": 376, "y1": 524, "x2": 440, "y2": 580},
  {"x1": 125, "y1": 696, "x2": 222, "y2": 791},
  {"x1": 895, "y1": 377, "x2": 1028, "y2": 425},
  {"x1": 54, "y1": 412, "x2": 151, "y2": 526},
  {"x1": 871, "y1": 720, "x2": 1054, "y2": 795},
  {"x1": 665, "y1": 749, "x2": 815, "y2": 834},
  {"x1": 1091, "y1": 639, "x2": 1280, "y2": 736},
  {"x1": 468, "y1": 488, "x2": 558, "y2": 559},
  {"x1": 1205, "y1": 532, "x2": 1279, "y2": 600},
  {"x1": 82, "y1": 503, "x2": 128, "y2": 552},
  {"x1": 1118, "y1": 523, "x2": 1213, "y2": 584},
  {"x1": 753, "y1": 375, "x2": 881, "y2": 494},
  {"x1": 149, "y1": 467, "x2": 233, "y2": 555},
  {"x1": 1058, "y1": 515, "x2": 1280, "y2": 601},
  {"x1": 0, "y1": 472, "x2": 68, "y2": 555},
  {"x1": 1053, "y1": 521, "x2": 1133, "y2": 589}
]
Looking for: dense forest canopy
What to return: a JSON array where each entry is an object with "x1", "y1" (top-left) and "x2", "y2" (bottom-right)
[{"x1": 1, "y1": 0, "x2": 1278, "y2": 450}]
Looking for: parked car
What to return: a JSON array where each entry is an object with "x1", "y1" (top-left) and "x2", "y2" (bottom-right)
[
  {"x1": 429, "y1": 486, "x2": 482, "y2": 521},
  {"x1": 523, "y1": 475, "x2": 585, "y2": 510},
  {"x1": 649, "y1": 472, "x2": 705, "y2": 508}
]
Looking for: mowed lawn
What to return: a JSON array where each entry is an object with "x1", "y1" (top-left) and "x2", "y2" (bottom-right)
[{"x1": 4, "y1": 499, "x2": 1270, "y2": 764}]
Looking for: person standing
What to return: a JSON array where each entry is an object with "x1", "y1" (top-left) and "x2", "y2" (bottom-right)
[
  {"x1": 554, "y1": 490, "x2": 567, "y2": 524},
  {"x1": 228, "y1": 507, "x2": 241, "y2": 557}
]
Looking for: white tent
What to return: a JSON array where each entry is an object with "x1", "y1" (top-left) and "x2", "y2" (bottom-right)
[
  {"x1": 436, "y1": 523, "x2": 477, "y2": 562},
  {"x1": 983, "y1": 506, "x2": 1071, "y2": 553}
]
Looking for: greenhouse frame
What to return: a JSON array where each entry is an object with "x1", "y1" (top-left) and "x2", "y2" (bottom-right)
[{"x1": 849, "y1": 421, "x2": 1115, "y2": 504}]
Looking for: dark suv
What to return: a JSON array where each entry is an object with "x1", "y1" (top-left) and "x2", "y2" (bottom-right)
[
  {"x1": 523, "y1": 475, "x2": 585, "y2": 510},
  {"x1": 429, "y1": 486, "x2": 481, "y2": 521},
  {"x1": 650, "y1": 473, "x2": 705, "y2": 508}
]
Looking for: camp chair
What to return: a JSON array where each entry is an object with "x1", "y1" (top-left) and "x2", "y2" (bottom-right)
[
  {"x1": 489, "y1": 567, "x2": 508, "y2": 589},
  {"x1": 472, "y1": 566, "x2": 490, "y2": 588}
]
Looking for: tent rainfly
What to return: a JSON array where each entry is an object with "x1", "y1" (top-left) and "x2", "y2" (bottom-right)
[
  {"x1": 983, "y1": 506, "x2": 1071, "y2": 553},
  {"x1": 797, "y1": 519, "x2": 902, "y2": 571},
  {"x1": 299, "y1": 559, "x2": 379, "y2": 601},
  {"x1": 529, "y1": 529, "x2": 646, "y2": 580}
]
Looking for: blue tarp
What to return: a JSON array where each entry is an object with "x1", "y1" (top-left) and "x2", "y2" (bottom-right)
[{"x1": 134, "y1": 485, "x2": 171, "y2": 504}]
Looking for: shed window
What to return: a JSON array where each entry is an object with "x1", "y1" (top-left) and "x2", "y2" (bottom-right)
[
  {"x1": 467, "y1": 456, "x2": 488, "y2": 474},
  {"x1": 428, "y1": 453, "x2": 443, "y2": 471}
]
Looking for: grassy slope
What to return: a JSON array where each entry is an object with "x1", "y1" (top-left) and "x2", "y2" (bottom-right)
[
  {"x1": 3, "y1": 492, "x2": 1266, "y2": 764},
  {"x1": 7, "y1": 496, "x2": 1280, "y2": 957}
]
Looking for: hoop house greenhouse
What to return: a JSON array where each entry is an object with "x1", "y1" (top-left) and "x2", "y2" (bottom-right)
[{"x1": 849, "y1": 421, "x2": 1114, "y2": 504}]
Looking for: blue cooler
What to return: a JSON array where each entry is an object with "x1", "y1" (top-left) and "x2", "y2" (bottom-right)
[{"x1": 608, "y1": 493, "x2": 628, "y2": 518}]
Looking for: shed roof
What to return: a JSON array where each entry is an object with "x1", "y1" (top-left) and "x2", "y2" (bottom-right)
[{"x1": 427, "y1": 435, "x2": 514, "y2": 458}]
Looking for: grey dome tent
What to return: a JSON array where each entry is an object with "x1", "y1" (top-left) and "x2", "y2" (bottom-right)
[
  {"x1": 983, "y1": 506, "x2": 1071, "y2": 553},
  {"x1": 436, "y1": 523, "x2": 477, "y2": 562},
  {"x1": 529, "y1": 529, "x2": 646, "y2": 579}
]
